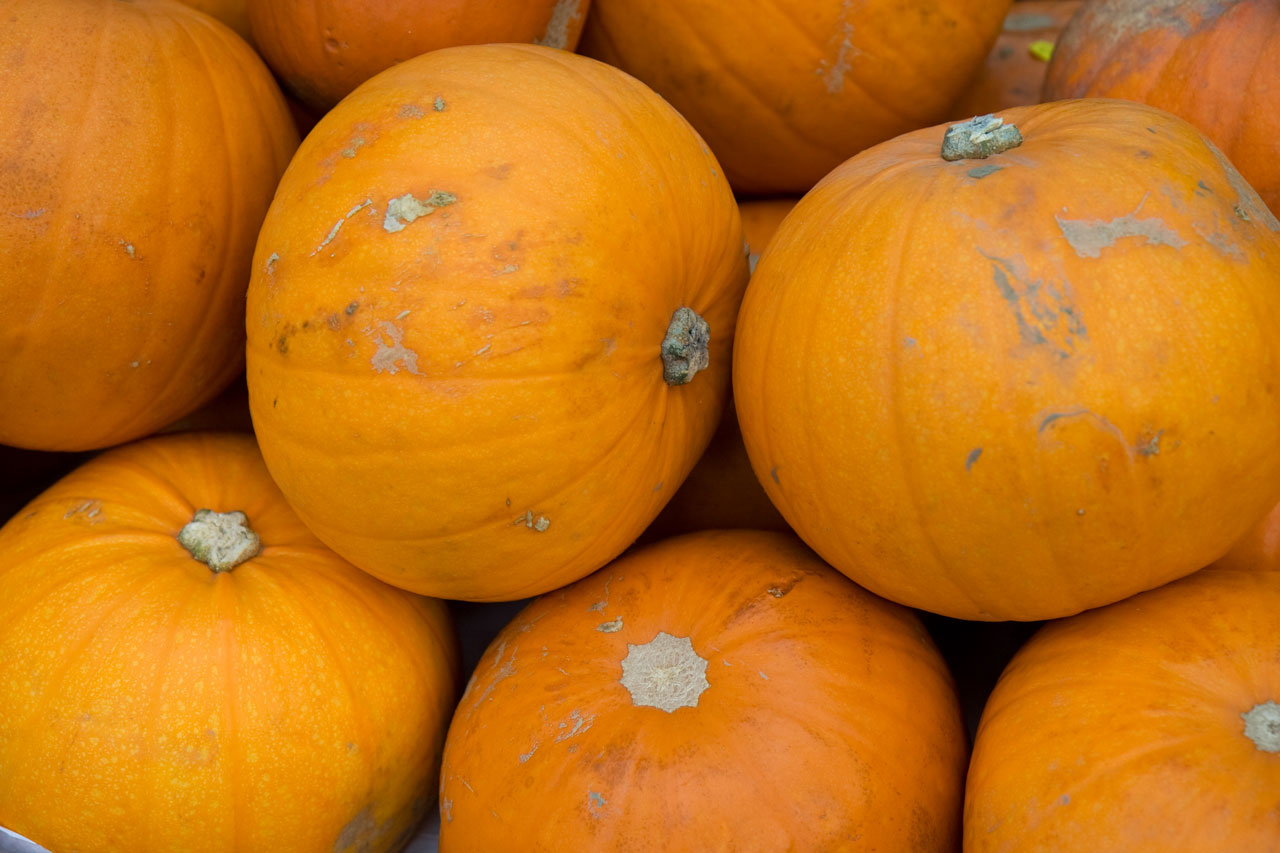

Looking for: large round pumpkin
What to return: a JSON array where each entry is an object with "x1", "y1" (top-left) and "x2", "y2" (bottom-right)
[
  {"x1": 439, "y1": 530, "x2": 967, "y2": 850},
  {"x1": 0, "y1": 0, "x2": 298, "y2": 452},
  {"x1": 948, "y1": 0, "x2": 1082, "y2": 118},
  {"x1": 733, "y1": 99, "x2": 1280, "y2": 621},
  {"x1": 0, "y1": 432, "x2": 460, "y2": 852},
  {"x1": 250, "y1": 0, "x2": 592, "y2": 111},
  {"x1": 1044, "y1": 0, "x2": 1280, "y2": 214},
  {"x1": 965, "y1": 567, "x2": 1280, "y2": 848},
  {"x1": 246, "y1": 44, "x2": 748, "y2": 602},
  {"x1": 580, "y1": 0, "x2": 1012, "y2": 195}
]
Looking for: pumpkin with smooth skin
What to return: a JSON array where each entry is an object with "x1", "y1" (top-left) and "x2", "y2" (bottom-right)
[
  {"x1": 734, "y1": 99, "x2": 1280, "y2": 621},
  {"x1": 0, "y1": 432, "x2": 460, "y2": 853},
  {"x1": 1212, "y1": 497, "x2": 1280, "y2": 571},
  {"x1": 177, "y1": 0, "x2": 251, "y2": 42},
  {"x1": 644, "y1": 199, "x2": 797, "y2": 540},
  {"x1": 1044, "y1": 0, "x2": 1280, "y2": 213},
  {"x1": 0, "y1": 0, "x2": 298, "y2": 452},
  {"x1": 246, "y1": 44, "x2": 748, "y2": 602},
  {"x1": 250, "y1": 0, "x2": 592, "y2": 111},
  {"x1": 949, "y1": 0, "x2": 1082, "y2": 118},
  {"x1": 580, "y1": 0, "x2": 1011, "y2": 195},
  {"x1": 439, "y1": 530, "x2": 967, "y2": 851},
  {"x1": 965, "y1": 568, "x2": 1280, "y2": 848}
]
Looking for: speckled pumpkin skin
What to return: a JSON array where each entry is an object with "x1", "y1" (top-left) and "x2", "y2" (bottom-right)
[
  {"x1": 246, "y1": 44, "x2": 748, "y2": 601},
  {"x1": 0, "y1": 432, "x2": 460, "y2": 853},
  {"x1": 734, "y1": 99, "x2": 1280, "y2": 621},
  {"x1": 439, "y1": 530, "x2": 967, "y2": 851},
  {"x1": 0, "y1": 0, "x2": 297, "y2": 451}
]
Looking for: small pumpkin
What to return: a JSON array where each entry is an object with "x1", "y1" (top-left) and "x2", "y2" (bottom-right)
[
  {"x1": 439, "y1": 530, "x2": 967, "y2": 850},
  {"x1": 0, "y1": 432, "x2": 460, "y2": 852},
  {"x1": 965, "y1": 567, "x2": 1280, "y2": 848},
  {"x1": 0, "y1": 0, "x2": 298, "y2": 451},
  {"x1": 1044, "y1": 0, "x2": 1280, "y2": 214},
  {"x1": 580, "y1": 0, "x2": 1011, "y2": 195},
  {"x1": 250, "y1": 0, "x2": 592, "y2": 111},
  {"x1": 733, "y1": 100, "x2": 1280, "y2": 621},
  {"x1": 949, "y1": 0, "x2": 1082, "y2": 118},
  {"x1": 246, "y1": 44, "x2": 748, "y2": 601}
]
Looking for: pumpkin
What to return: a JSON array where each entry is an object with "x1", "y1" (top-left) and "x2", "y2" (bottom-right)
[
  {"x1": 438, "y1": 530, "x2": 967, "y2": 850},
  {"x1": 965, "y1": 567, "x2": 1280, "y2": 848},
  {"x1": 1044, "y1": 0, "x2": 1280, "y2": 214},
  {"x1": 733, "y1": 99, "x2": 1280, "y2": 621},
  {"x1": 579, "y1": 0, "x2": 1012, "y2": 195},
  {"x1": 0, "y1": 0, "x2": 298, "y2": 452},
  {"x1": 1212, "y1": 497, "x2": 1280, "y2": 571},
  {"x1": 644, "y1": 199, "x2": 797, "y2": 540},
  {"x1": 250, "y1": 0, "x2": 592, "y2": 112},
  {"x1": 177, "y1": 0, "x2": 252, "y2": 43},
  {"x1": 246, "y1": 44, "x2": 748, "y2": 601},
  {"x1": 0, "y1": 432, "x2": 460, "y2": 852},
  {"x1": 949, "y1": 0, "x2": 1083, "y2": 118}
]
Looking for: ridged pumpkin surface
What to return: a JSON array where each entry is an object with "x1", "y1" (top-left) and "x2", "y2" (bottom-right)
[
  {"x1": 0, "y1": 0, "x2": 298, "y2": 451},
  {"x1": 965, "y1": 568, "x2": 1280, "y2": 849},
  {"x1": 580, "y1": 0, "x2": 1012, "y2": 194},
  {"x1": 0, "y1": 432, "x2": 460, "y2": 852},
  {"x1": 439, "y1": 530, "x2": 967, "y2": 851},
  {"x1": 1044, "y1": 0, "x2": 1280, "y2": 214},
  {"x1": 734, "y1": 99, "x2": 1280, "y2": 621},
  {"x1": 250, "y1": 0, "x2": 592, "y2": 111},
  {"x1": 246, "y1": 44, "x2": 748, "y2": 601}
]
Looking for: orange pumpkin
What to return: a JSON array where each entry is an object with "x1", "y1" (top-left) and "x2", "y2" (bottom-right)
[
  {"x1": 1044, "y1": 0, "x2": 1280, "y2": 214},
  {"x1": 733, "y1": 100, "x2": 1280, "y2": 621},
  {"x1": 580, "y1": 0, "x2": 1011, "y2": 195},
  {"x1": 0, "y1": 0, "x2": 298, "y2": 452},
  {"x1": 1212, "y1": 498, "x2": 1280, "y2": 571},
  {"x1": 246, "y1": 44, "x2": 748, "y2": 602},
  {"x1": 965, "y1": 567, "x2": 1280, "y2": 848},
  {"x1": 644, "y1": 199, "x2": 797, "y2": 540},
  {"x1": 439, "y1": 530, "x2": 967, "y2": 850},
  {"x1": 0, "y1": 432, "x2": 460, "y2": 852},
  {"x1": 250, "y1": 0, "x2": 592, "y2": 111},
  {"x1": 177, "y1": 0, "x2": 252, "y2": 43},
  {"x1": 949, "y1": 0, "x2": 1082, "y2": 118}
]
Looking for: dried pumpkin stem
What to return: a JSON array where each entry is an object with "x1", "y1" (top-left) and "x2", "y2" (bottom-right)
[
  {"x1": 1243, "y1": 700, "x2": 1280, "y2": 752},
  {"x1": 941, "y1": 114, "x2": 1023, "y2": 161},
  {"x1": 661, "y1": 306, "x2": 710, "y2": 386},
  {"x1": 177, "y1": 508, "x2": 261, "y2": 573}
]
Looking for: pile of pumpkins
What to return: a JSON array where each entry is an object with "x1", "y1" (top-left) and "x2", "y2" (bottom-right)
[{"x1": 1, "y1": 0, "x2": 1278, "y2": 850}]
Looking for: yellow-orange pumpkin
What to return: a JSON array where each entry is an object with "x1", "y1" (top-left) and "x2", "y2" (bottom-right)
[
  {"x1": 250, "y1": 0, "x2": 592, "y2": 111},
  {"x1": 246, "y1": 44, "x2": 748, "y2": 601},
  {"x1": 734, "y1": 99, "x2": 1280, "y2": 621},
  {"x1": 965, "y1": 567, "x2": 1280, "y2": 848},
  {"x1": 1044, "y1": 0, "x2": 1280, "y2": 214},
  {"x1": 177, "y1": 0, "x2": 251, "y2": 43},
  {"x1": 0, "y1": 432, "x2": 460, "y2": 852},
  {"x1": 439, "y1": 530, "x2": 967, "y2": 850},
  {"x1": 580, "y1": 0, "x2": 1011, "y2": 195},
  {"x1": 949, "y1": 0, "x2": 1082, "y2": 119},
  {"x1": 0, "y1": 0, "x2": 298, "y2": 452},
  {"x1": 1212, "y1": 497, "x2": 1280, "y2": 572}
]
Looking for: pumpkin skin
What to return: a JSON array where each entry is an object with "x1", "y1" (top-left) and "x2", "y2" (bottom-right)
[
  {"x1": 964, "y1": 568, "x2": 1280, "y2": 849},
  {"x1": 438, "y1": 530, "x2": 967, "y2": 851},
  {"x1": 250, "y1": 0, "x2": 592, "y2": 112},
  {"x1": 580, "y1": 0, "x2": 1012, "y2": 195},
  {"x1": 733, "y1": 99, "x2": 1280, "y2": 621},
  {"x1": 0, "y1": 0, "x2": 298, "y2": 452},
  {"x1": 644, "y1": 199, "x2": 797, "y2": 540},
  {"x1": 0, "y1": 432, "x2": 460, "y2": 853},
  {"x1": 1212, "y1": 498, "x2": 1280, "y2": 571},
  {"x1": 949, "y1": 0, "x2": 1082, "y2": 118},
  {"x1": 1044, "y1": 0, "x2": 1280, "y2": 214},
  {"x1": 246, "y1": 44, "x2": 748, "y2": 602},
  {"x1": 177, "y1": 0, "x2": 252, "y2": 43}
]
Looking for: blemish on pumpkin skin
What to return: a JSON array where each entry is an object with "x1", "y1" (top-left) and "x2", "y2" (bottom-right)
[
  {"x1": 1057, "y1": 193, "x2": 1186, "y2": 258},
  {"x1": 311, "y1": 199, "x2": 373, "y2": 256},
  {"x1": 366, "y1": 321, "x2": 422, "y2": 375},
  {"x1": 597, "y1": 617, "x2": 623, "y2": 633},
  {"x1": 265, "y1": 253, "x2": 279, "y2": 275},
  {"x1": 383, "y1": 191, "x2": 457, "y2": 233},
  {"x1": 518, "y1": 742, "x2": 538, "y2": 763},
  {"x1": 398, "y1": 104, "x2": 425, "y2": 119},
  {"x1": 534, "y1": 0, "x2": 585, "y2": 49},
  {"x1": 770, "y1": 466, "x2": 780, "y2": 484},
  {"x1": 588, "y1": 577, "x2": 612, "y2": 612},
  {"x1": 1136, "y1": 430, "x2": 1163, "y2": 457},
  {"x1": 340, "y1": 137, "x2": 366, "y2": 158},
  {"x1": 514, "y1": 510, "x2": 551, "y2": 532},
  {"x1": 966, "y1": 447, "x2": 983, "y2": 470},
  {"x1": 433, "y1": 96, "x2": 446, "y2": 111},
  {"x1": 119, "y1": 239, "x2": 136, "y2": 258},
  {"x1": 587, "y1": 790, "x2": 607, "y2": 817},
  {"x1": 64, "y1": 500, "x2": 103, "y2": 522},
  {"x1": 555, "y1": 709, "x2": 595, "y2": 742},
  {"x1": 968, "y1": 164, "x2": 1003, "y2": 179}
]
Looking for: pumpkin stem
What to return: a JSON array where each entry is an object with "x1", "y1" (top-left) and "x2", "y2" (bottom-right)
[
  {"x1": 177, "y1": 509, "x2": 261, "y2": 573},
  {"x1": 941, "y1": 114, "x2": 1023, "y2": 161},
  {"x1": 1243, "y1": 700, "x2": 1280, "y2": 752},
  {"x1": 619, "y1": 631, "x2": 710, "y2": 713},
  {"x1": 661, "y1": 307, "x2": 710, "y2": 386}
]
